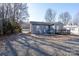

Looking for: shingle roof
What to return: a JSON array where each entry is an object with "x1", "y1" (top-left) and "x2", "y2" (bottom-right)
[{"x1": 30, "y1": 21, "x2": 54, "y2": 26}]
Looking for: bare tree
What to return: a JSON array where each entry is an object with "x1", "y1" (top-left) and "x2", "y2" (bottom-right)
[
  {"x1": 59, "y1": 12, "x2": 71, "y2": 25},
  {"x1": 73, "y1": 12, "x2": 79, "y2": 25},
  {"x1": 19, "y1": 3, "x2": 29, "y2": 22},
  {"x1": 45, "y1": 8, "x2": 56, "y2": 23},
  {"x1": 13, "y1": 3, "x2": 29, "y2": 22},
  {"x1": 0, "y1": 3, "x2": 29, "y2": 35},
  {"x1": 0, "y1": 4, "x2": 4, "y2": 34}
]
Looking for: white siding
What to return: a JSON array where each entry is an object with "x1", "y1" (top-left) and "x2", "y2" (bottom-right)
[
  {"x1": 64, "y1": 25, "x2": 79, "y2": 35},
  {"x1": 71, "y1": 28, "x2": 79, "y2": 35}
]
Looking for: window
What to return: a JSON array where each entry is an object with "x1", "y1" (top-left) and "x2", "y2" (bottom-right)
[{"x1": 71, "y1": 28, "x2": 75, "y2": 30}]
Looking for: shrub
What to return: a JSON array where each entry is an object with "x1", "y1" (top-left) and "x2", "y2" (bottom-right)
[
  {"x1": 11, "y1": 21, "x2": 22, "y2": 33},
  {"x1": 0, "y1": 19, "x2": 22, "y2": 35}
]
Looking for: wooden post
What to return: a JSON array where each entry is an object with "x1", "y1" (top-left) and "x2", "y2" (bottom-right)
[
  {"x1": 48, "y1": 25, "x2": 51, "y2": 34},
  {"x1": 30, "y1": 23, "x2": 32, "y2": 33}
]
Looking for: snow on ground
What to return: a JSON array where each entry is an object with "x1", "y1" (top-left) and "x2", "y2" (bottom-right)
[{"x1": 0, "y1": 34, "x2": 79, "y2": 56}]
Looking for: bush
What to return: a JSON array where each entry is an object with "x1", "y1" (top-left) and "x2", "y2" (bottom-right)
[
  {"x1": 10, "y1": 21, "x2": 22, "y2": 33},
  {"x1": 14, "y1": 22, "x2": 22, "y2": 33},
  {"x1": 27, "y1": 32, "x2": 31, "y2": 34},
  {"x1": 3, "y1": 20, "x2": 11, "y2": 34},
  {"x1": 0, "y1": 19, "x2": 22, "y2": 35}
]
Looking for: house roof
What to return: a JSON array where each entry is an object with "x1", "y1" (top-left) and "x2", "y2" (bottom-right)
[
  {"x1": 54, "y1": 22, "x2": 64, "y2": 25},
  {"x1": 64, "y1": 25, "x2": 79, "y2": 28},
  {"x1": 30, "y1": 21, "x2": 54, "y2": 26}
]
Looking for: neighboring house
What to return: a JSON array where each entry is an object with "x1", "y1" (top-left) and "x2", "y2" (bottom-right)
[
  {"x1": 19, "y1": 20, "x2": 30, "y2": 29},
  {"x1": 30, "y1": 21, "x2": 64, "y2": 35},
  {"x1": 19, "y1": 20, "x2": 30, "y2": 33},
  {"x1": 64, "y1": 25, "x2": 79, "y2": 35}
]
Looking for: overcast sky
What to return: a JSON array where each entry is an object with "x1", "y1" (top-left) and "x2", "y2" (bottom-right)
[{"x1": 27, "y1": 3, "x2": 79, "y2": 22}]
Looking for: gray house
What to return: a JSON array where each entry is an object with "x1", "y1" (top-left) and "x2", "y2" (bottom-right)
[{"x1": 30, "y1": 21, "x2": 64, "y2": 35}]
